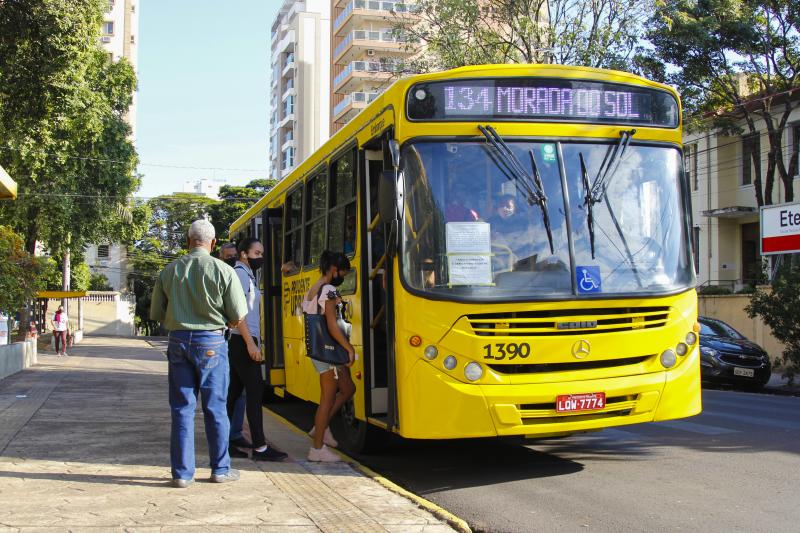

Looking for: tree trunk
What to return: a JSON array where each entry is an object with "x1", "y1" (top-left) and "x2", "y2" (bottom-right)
[{"x1": 61, "y1": 234, "x2": 71, "y2": 314}]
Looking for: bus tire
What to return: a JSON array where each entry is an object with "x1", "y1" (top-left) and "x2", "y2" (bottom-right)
[{"x1": 333, "y1": 399, "x2": 387, "y2": 454}]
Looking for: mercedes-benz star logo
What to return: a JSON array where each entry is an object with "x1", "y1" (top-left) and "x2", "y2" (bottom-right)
[{"x1": 572, "y1": 339, "x2": 591, "y2": 359}]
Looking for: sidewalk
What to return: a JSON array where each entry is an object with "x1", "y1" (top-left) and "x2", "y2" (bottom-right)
[
  {"x1": 766, "y1": 371, "x2": 800, "y2": 395},
  {"x1": 0, "y1": 337, "x2": 458, "y2": 532}
]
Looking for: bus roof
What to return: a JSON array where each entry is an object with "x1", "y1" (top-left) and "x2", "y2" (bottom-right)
[{"x1": 230, "y1": 64, "x2": 679, "y2": 236}]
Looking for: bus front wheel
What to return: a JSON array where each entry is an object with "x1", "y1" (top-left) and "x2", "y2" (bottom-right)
[{"x1": 333, "y1": 399, "x2": 386, "y2": 454}]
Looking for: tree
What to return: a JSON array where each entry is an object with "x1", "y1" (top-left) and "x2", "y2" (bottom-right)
[
  {"x1": 0, "y1": 0, "x2": 141, "y2": 254},
  {"x1": 0, "y1": 226, "x2": 48, "y2": 338},
  {"x1": 129, "y1": 249, "x2": 168, "y2": 336},
  {"x1": 207, "y1": 178, "x2": 278, "y2": 239},
  {"x1": 88, "y1": 272, "x2": 113, "y2": 291},
  {"x1": 392, "y1": 0, "x2": 655, "y2": 74},
  {"x1": 143, "y1": 193, "x2": 219, "y2": 256},
  {"x1": 649, "y1": 0, "x2": 800, "y2": 206},
  {"x1": 747, "y1": 262, "x2": 800, "y2": 383},
  {"x1": 40, "y1": 258, "x2": 91, "y2": 291}
]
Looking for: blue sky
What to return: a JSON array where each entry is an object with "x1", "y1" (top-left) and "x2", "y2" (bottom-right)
[{"x1": 135, "y1": 1, "x2": 281, "y2": 198}]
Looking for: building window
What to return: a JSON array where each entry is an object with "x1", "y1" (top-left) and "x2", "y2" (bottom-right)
[
  {"x1": 741, "y1": 132, "x2": 760, "y2": 186},
  {"x1": 304, "y1": 171, "x2": 328, "y2": 267},
  {"x1": 130, "y1": 35, "x2": 135, "y2": 44},
  {"x1": 692, "y1": 227, "x2": 700, "y2": 275},
  {"x1": 283, "y1": 95, "x2": 295, "y2": 117},
  {"x1": 106, "y1": 0, "x2": 114, "y2": 12},
  {"x1": 283, "y1": 187, "x2": 304, "y2": 268},
  {"x1": 97, "y1": 244, "x2": 110, "y2": 259},
  {"x1": 328, "y1": 150, "x2": 357, "y2": 256},
  {"x1": 282, "y1": 147, "x2": 295, "y2": 170},
  {"x1": 102, "y1": 21, "x2": 114, "y2": 35},
  {"x1": 684, "y1": 143, "x2": 698, "y2": 191}
]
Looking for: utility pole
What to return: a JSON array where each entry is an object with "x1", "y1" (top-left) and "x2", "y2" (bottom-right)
[{"x1": 61, "y1": 233, "x2": 71, "y2": 315}]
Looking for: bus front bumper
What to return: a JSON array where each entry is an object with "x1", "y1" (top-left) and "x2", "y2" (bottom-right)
[{"x1": 400, "y1": 348, "x2": 701, "y2": 439}]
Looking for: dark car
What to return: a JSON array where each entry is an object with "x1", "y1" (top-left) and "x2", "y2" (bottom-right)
[{"x1": 699, "y1": 316, "x2": 772, "y2": 389}]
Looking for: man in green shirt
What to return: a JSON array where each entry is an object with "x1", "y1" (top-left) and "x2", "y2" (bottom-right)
[{"x1": 150, "y1": 219, "x2": 248, "y2": 488}]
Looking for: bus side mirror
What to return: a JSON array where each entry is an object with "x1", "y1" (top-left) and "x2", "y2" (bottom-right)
[{"x1": 378, "y1": 169, "x2": 398, "y2": 224}]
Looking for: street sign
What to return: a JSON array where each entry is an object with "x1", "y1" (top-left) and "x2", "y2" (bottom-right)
[{"x1": 760, "y1": 201, "x2": 800, "y2": 255}]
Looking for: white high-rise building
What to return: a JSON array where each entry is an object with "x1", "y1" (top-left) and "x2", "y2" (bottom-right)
[
  {"x1": 86, "y1": 0, "x2": 140, "y2": 292},
  {"x1": 181, "y1": 178, "x2": 227, "y2": 200},
  {"x1": 269, "y1": 0, "x2": 331, "y2": 180}
]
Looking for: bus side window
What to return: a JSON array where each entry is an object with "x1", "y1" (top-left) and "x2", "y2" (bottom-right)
[
  {"x1": 304, "y1": 170, "x2": 328, "y2": 267},
  {"x1": 328, "y1": 149, "x2": 357, "y2": 256},
  {"x1": 283, "y1": 187, "x2": 304, "y2": 273}
]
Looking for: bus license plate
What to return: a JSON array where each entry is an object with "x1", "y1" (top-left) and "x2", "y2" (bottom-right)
[
  {"x1": 733, "y1": 367, "x2": 755, "y2": 378},
  {"x1": 556, "y1": 392, "x2": 606, "y2": 413}
]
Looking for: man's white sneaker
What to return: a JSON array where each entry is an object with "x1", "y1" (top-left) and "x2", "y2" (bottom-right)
[
  {"x1": 307, "y1": 445, "x2": 341, "y2": 462},
  {"x1": 308, "y1": 426, "x2": 338, "y2": 448}
]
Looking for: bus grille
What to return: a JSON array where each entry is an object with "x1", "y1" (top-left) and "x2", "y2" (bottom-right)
[
  {"x1": 719, "y1": 354, "x2": 764, "y2": 367},
  {"x1": 467, "y1": 306, "x2": 670, "y2": 337},
  {"x1": 519, "y1": 394, "x2": 638, "y2": 424},
  {"x1": 488, "y1": 355, "x2": 651, "y2": 374}
]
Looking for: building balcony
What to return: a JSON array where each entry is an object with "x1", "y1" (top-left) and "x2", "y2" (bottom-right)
[
  {"x1": 334, "y1": 1, "x2": 418, "y2": 36},
  {"x1": 277, "y1": 30, "x2": 295, "y2": 54},
  {"x1": 281, "y1": 137, "x2": 296, "y2": 152},
  {"x1": 282, "y1": 86, "x2": 297, "y2": 101},
  {"x1": 334, "y1": 29, "x2": 409, "y2": 63},
  {"x1": 278, "y1": 112, "x2": 296, "y2": 129},
  {"x1": 333, "y1": 91, "x2": 380, "y2": 122},
  {"x1": 282, "y1": 58, "x2": 296, "y2": 78},
  {"x1": 333, "y1": 60, "x2": 400, "y2": 92}
]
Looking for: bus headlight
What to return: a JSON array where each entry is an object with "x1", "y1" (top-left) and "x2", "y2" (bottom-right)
[
  {"x1": 464, "y1": 362, "x2": 483, "y2": 381},
  {"x1": 685, "y1": 332, "x2": 698, "y2": 345},
  {"x1": 443, "y1": 355, "x2": 457, "y2": 370},
  {"x1": 675, "y1": 342, "x2": 689, "y2": 356},
  {"x1": 660, "y1": 349, "x2": 677, "y2": 368},
  {"x1": 424, "y1": 345, "x2": 438, "y2": 360}
]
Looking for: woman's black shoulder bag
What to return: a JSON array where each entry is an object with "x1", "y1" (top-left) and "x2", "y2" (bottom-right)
[{"x1": 303, "y1": 287, "x2": 350, "y2": 365}]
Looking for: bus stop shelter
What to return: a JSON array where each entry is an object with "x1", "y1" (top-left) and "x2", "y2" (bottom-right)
[{"x1": 35, "y1": 291, "x2": 87, "y2": 343}]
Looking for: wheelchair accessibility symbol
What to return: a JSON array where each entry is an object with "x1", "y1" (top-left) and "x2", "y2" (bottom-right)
[{"x1": 577, "y1": 266, "x2": 601, "y2": 294}]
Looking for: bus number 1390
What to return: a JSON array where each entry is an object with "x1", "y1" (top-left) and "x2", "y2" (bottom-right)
[{"x1": 483, "y1": 343, "x2": 531, "y2": 361}]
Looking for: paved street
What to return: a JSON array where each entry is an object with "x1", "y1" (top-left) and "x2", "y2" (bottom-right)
[
  {"x1": 0, "y1": 337, "x2": 456, "y2": 532},
  {"x1": 272, "y1": 386, "x2": 800, "y2": 533}
]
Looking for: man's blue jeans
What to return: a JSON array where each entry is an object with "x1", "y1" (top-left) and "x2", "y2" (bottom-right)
[
  {"x1": 229, "y1": 392, "x2": 246, "y2": 441},
  {"x1": 167, "y1": 330, "x2": 231, "y2": 480}
]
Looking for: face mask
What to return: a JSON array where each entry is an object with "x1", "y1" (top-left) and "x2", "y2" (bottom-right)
[
  {"x1": 248, "y1": 257, "x2": 264, "y2": 272},
  {"x1": 224, "y1": 257, "x2": 237, "y2": 267},
  {"x1": 331, "y1": 273, "x2": 346, "y2": 287}
]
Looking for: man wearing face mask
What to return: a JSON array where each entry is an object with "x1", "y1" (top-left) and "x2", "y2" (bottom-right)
[{"x1": 227, "y1": 237, "x2": 288, "y2": 462}]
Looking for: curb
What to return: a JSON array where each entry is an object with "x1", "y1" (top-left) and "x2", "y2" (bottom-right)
[{"x1": 264, "y1": 406, "x2": 473, "y2": 533}]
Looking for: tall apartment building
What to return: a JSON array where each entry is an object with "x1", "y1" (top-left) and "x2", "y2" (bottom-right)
[
  {"x1": 86, "y1": 0, "x2": 140, "y2": 292},
  {"x1": 330, "y1": 1, "x2": 418, "y2": 132},
  {"x1": 269, "y1": 0, "x2": 331, "y2": 181},
  {"x1": 181, "y1": 178, "x2": 227, "y2": 200}
]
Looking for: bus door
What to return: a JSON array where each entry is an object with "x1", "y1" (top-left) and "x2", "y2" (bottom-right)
[
  {"x1": 362, "y1": 147, "x2": 397, "y2": 428},
  {"x1": 261, "y1": 207, "x2": 285, "y2": 390}
]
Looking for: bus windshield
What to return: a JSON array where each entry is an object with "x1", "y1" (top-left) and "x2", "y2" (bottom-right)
[{"x1": 401, "y1": 140, "x2": 693, "y2": 300}]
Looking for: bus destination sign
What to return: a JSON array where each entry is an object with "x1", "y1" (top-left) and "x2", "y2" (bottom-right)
[{"x1": 407, "y1": 78, "x2": 679, "y2": 127}]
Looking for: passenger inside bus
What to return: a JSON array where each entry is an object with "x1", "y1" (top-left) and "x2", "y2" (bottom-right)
[{"x1": 445, "y1": 182, "x2": 481, "y2": 222}]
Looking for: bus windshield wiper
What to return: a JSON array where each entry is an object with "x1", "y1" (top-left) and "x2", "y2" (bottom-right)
[
  {"x1": 579, "y1": 129, "x2": 642, "y2": 287},
  {"x1": 479, "y1": 125, "x2": 554, "y2": 255}
]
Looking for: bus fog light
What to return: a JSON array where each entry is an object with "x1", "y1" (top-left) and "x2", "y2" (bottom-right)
[
  {"x1": 424, "y1": 345, "x2": 438, "y2": 360},
  {"x1": 443, "y1": 355, "x2": 457, "y2": 370},
  {"x1": 464, "y1": 362, "x2": 483, "y2": 381},
  {"x1": 685, "y1": 332, "x2": 697, "y2": 345},
  {"x1": 676, "y1": 342, "x2": 688, "y2": 356},
  {"x1": 660, "y1": 349, "x2": 677, "y2": 368}
]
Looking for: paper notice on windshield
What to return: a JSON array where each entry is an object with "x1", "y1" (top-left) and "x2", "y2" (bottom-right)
[
  {"x1": 446, "y1": 222, "x2": 493, "y2": 285},
  {"x1": 446, "y1": 222, "x2": 491, "y2": 254}
]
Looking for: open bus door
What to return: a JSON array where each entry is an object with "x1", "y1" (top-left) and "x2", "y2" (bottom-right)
[{"x1": 261, "y1": 207, "x2": 285, "y2": 399}]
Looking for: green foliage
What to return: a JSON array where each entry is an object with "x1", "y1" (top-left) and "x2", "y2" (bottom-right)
[
  {"x1": 144, "y1": 193, "x2": 219, "y2": 257},
  {"x1": 40, "y1": 258, "x2": 91, "y2": 291},
  {"x1": 649, "y1": 0, "x2": 800, "y2": 205},
  {"x1": 0, "y1": 225, "x2": 47, "y2": 315},
  {"x1": 747, "y1": 263, "x2": 800, "y2": 383},
  {"x1": 0, "y1": 0, "x2": 141, "y2": 255},
  {"x1": 207, "y1": 178, "x2": 278, "y2": 238},
  {"x1": 393, "y1": 0, "x2": 655, "y2": 74},
  {"x1": 88, "y1": 272, "x2": 113, "y2": 291}
]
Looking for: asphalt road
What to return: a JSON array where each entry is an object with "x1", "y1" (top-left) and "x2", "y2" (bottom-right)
[{"x1": 269, "y1": 387, "x2": 800, "y2": 533}]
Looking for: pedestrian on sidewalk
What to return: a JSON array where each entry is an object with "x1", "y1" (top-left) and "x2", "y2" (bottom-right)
[
  {"x1": 302, "y1": 251, "x2": 356, "y2": 462},
  {"x1": 216, "y1": 242, "x2": 247, "y2": 456},
  {"x1": 227, "y1": 237, "x2": 288, "y2": 462},
  {"x1": 150, "y1": 219, "x2": 249, "y2": 488},
  {"x1": 51, "y1": 306, "x2": 69, "y2": 356}
]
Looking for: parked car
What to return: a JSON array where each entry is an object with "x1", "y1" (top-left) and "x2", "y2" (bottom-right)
[{"x1": 699, "y1": 316, "x2": 771, "y2": 390}]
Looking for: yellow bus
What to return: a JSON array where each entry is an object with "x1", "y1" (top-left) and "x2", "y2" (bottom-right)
[{"x1": 231, "y1": 64, "x2": 701, "y2": 451}]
